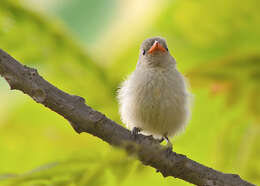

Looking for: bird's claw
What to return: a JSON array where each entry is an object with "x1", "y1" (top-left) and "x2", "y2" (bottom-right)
[
  {"x1": 163, "y1": 135, "x2": 173, "y2": 156},
  {"x1": 165, "y1": 146, "x2": 173, "y2": 156},
  {"x1": 131, "y1": 127, "x2": 141, "y2": 139},
  {"x1": 157, "y1": 137, "x2": 164, "y2": 143}
]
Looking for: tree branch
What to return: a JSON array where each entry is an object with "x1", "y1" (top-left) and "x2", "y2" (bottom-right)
[{"x1": 0, "y1": 49, "x2": 255, "y2": 186}]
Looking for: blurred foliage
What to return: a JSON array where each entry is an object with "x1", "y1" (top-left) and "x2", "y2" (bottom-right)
[
  {"x1": 54, "y1": 0, "x2": 117, "y2": 43},
  {"x1": 0, "y1": 0, "x2": 259, "y2": 185}
]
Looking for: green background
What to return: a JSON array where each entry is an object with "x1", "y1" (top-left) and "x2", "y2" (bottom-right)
[{"x1": 0, "y1": 0, "x2": 259, "y2": 185}]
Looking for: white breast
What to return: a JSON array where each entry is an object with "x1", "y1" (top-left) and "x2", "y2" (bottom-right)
[{"x1": 118, "y1": 65, "x2": 190, "y2": 138}]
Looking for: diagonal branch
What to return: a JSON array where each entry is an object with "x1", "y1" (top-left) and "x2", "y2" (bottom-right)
[{"x1": 0, "y1": 49, "x2": 255, "y2": 186}]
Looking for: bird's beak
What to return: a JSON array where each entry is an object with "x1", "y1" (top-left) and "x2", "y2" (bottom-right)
[{"x1": 148, "y1": 40, "x2": 166, "y2": 54}]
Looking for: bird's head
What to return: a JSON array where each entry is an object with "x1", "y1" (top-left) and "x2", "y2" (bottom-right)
[{"x1": 138, "y1": 36, "x2": 175, "y2": 68}]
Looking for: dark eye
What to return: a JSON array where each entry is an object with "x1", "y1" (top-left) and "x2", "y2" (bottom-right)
[
  {"x1": 142, "y1": 50, "x2": 146, "y2": 55},
  {"x1": 166, "y1": 47, "x2": 168, "y2": 51}
]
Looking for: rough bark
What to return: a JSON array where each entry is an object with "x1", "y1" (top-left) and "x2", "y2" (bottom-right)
[{"x1": 0, "y1": 49, "x2": 255, "y2": 186}]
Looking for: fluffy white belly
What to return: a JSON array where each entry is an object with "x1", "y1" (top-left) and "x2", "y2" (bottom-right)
[{"x1": 118, "y1": 67, "x2": 190, "y2": 138}]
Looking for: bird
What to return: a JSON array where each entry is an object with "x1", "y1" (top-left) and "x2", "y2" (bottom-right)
[{"x1": 117, "y1": 36, "x2": 191, "y2": 150}]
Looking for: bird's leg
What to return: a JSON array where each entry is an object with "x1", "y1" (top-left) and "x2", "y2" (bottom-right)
[
  {"x1": 156, "y1": 135, "x2": 173, "y2": 173},
  {"x1": 157, "y1": 137, "x2": 164, "y2": 143},
  {"x1": 163, "y1": 135, "x2": 173, "y2": 155},
  {"x1": 131, "y1": 127, "x2": 141, "y2": 139}
]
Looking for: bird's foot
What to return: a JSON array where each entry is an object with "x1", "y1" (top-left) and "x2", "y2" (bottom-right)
[
  {"x1": 165, "y1": 146, "x2": 173, "y2": 156},
  {"x1": 163, "y1": 136, "x2": 173, "y2": 156},
  {"x1": 131, "y1": 127, "x2": 141, "y2": 139},
  {"x1": 157, "y1": 137, "x2": 164, "y2": 143}
]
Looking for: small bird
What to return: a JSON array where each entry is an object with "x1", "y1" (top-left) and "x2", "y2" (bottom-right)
[{"x1": 118, "y1": 37, "x2": 191, "y2": 150}]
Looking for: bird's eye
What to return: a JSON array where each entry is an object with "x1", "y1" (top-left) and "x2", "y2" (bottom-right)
[
  {"x1": 142, "y1": 50, "x2": 146, "y2": 55},
  {"x1": 166, "y1": 47, "x2": 168, "y2": 51}
]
